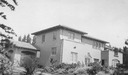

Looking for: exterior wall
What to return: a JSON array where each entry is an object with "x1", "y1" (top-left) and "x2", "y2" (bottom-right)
[
  {"x1": 101, "y1": 51, "x2": 109, "y2": 66},
  {"x1": 101, "y1": 50, "x2": 123, "y2": 67},
  {"x1": 81, "y1": 37, "x2": 93, "y2": 45},
  {"x1": 8, "y1": 47, "x2": 37, "y2": 66},
  {"x1": 108, "y1": 50, "x2": 123, "y2": 67},
  {"x1": 34, "y1": 30, "x2": 62, "y2": 66},
  {"x1": 60, "y1": 29, "x2": 82, "y2": 42},
  {"x1": 62, "y1": 39, "x2": 101, "y2": 65},
  {"x1": 82, "y1": 38, "x2": 105, "y2": 51}
]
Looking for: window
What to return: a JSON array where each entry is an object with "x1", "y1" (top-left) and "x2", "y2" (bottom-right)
[
  {"x1": 71, "y1": 52, "x2": 78, "y2": 63},
  {"x1": 36, "y1": 51, "x2": 40, "y2": 58},
  {"x1": 53, "y1": 32, "x2": 57, "y2": 40},
  {"x1": 51, "y1": 47, "x2": 57, "y2": 55},
  {"x1": 92, "y1": 41, "x2": 103, "y2": 49},
  {"x1": 42, "y1": 34, "x2": 45, "y2": 43},
  {"x1": 114, "y1": 51, "x2": 118, "y2": 57},
  {"x1": 85, "y1": 58, "x2": 90, "y2": 66},
  {"x1": 68, "y1": 32, "x2": 75, "y2": 40}
]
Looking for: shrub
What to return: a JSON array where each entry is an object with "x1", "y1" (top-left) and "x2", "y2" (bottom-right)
[
  {"x1": 20, "y1": 56, "x2": 39, "y2": 75},
  {"x1": 87, "y1": 62, "x2": 102, "y2": 75}
]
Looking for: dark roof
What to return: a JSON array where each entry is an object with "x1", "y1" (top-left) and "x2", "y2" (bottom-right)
[
  {"x1": 32, "y1": 25, "x2": 87, "y2": 35},
  {"x1": 82, "y1": 35, "x2": 109, "y2": 43}
]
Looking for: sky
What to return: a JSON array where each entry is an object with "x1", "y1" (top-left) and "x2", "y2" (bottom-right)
[{"x1": 0, "y1": 0, "x2": 128, "y2": 48}]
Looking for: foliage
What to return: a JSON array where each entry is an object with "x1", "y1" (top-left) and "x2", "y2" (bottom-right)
[
  {"x1": 87, "y1": 62, "x2": 102, "y2": 75},
  {"x1": 0, "y1": 0, "x2": 18, "y2": 75},
  {"x1": 123, "y1": 46, "x2": 128, "y2": 69},
  {"x1": 20, "y1": 56, "x2": 39, "y2": 75},
  {"x1": 125, "y1": 39, "x2": 128, "y2": 45},
  {"x1": 116, "y1": 63, "x2": 125, "y2": 69},
  {"x1": 19, "y1": 34, "x2": 32, "y2": 43},
  {"x1": 73, "y1": 67, "x2": 91, "y2": 75},
  {"x1": 55, "y1": 63, "x2": 77, "y2": 70},
  {"x1": 26, "y1": 34, "x2": 31, "y2": 43},
  {"x1": 0, "y1": 0, "x2": 18, "y2": 19},
  {"x1": 22, "y1": 35, "x2": 27, "y2": 42},
  {"x1": 18, "y1": 36, "x2": 22, "y2": 41},
  {"x1": 0, "y1": 54, "x2": 13, "y2": 75}
]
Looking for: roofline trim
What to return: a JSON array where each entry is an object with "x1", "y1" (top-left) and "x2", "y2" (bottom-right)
[
  {"x1": 82, "y1": 35, "x2": 109, "y2": 43},
  {"x1": 32, "y1": 25, "x2": 87, "y2": 35}
]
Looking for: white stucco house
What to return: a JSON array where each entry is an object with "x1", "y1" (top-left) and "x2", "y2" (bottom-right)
[{"x1": 32, "y1": 25, "x2": 109, "y2": 66}]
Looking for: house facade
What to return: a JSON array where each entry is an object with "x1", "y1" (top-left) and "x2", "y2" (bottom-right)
[
  {"x1": 101, "y1": 50, "x2": 123, "y2": 67},
  {"x1": 6, "y1": 40, "x2": 39, "y2": 66},
  {"x1": 32, "y1": 25, "x2": 108, "y2": 66}
]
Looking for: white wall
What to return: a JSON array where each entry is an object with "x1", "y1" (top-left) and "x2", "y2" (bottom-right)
[
  {"x1": 109, "y1": 50, "x2": 123, "y2": 66},
  {"x1": 62, "y1": 39, "x2": 101, "y2": 64},
  {"x1": 60, "y1": 29, "x2": 82, "y2": 42}
]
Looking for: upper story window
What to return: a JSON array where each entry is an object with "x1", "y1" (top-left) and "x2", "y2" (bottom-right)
[
  {"x1": 68, "y1": 32, "x2": 75, "y2": 40},
  {"x1": 42, "y1": 34, "x2": 45, "y2": 43},
  {"x1": 93, "y1": 41, "x2": 103, "y2": 49},
  {"x1": 51, "y1": 47, "x2": 57, "y2": 55},
  {"x1": 114, "y1": 49, "x2": 118, "y2": 57},
  {"x1": 114, "y1": 51, "x2": 118, "y2": 57},
  {"x1": 53, "y1": 32, "x2": 57, "y2": 40}
]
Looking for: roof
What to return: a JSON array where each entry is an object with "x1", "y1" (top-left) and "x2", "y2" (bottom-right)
[
  {"x1": 10, "y1": 40, "x2": 37, "y2": 50},
  {"x1": 82, "y1": 35, "x2": 109, "y2": 43},
  {"x1": 32, "y1": 25, "x2": 87, "y2": 35}
]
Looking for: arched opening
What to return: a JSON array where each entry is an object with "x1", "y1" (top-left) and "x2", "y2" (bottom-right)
[
  {"x1": 112, "y1": 59, "x2": 120, "y2": 67},
  {"x1": 21, "y1": 51, "x2": 36, "y2": 59}
]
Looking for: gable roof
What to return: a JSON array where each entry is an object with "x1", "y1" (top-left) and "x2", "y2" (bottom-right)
[
  {"x1": 32, "y1": 25, "x2": 87, "y2": 35},
  {"x1": 82, "y1": 35, "x2": 109, "y2": 43},
  {"x1": 10, "y1": 40, "x2": 37, "y2": 50}
]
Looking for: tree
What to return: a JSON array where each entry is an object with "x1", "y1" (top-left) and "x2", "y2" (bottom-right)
[
  {"x1": 0, "y1": 0, "x2": 18, "y2": 19},
  {"x1": 0, "y1": 0, "x2": 18, "y2": 37},
  {"x1": 22, "y1": 35, "x2": 27, "y2": 42},
  {"x1": 18, "y1": 36, "x2": 22, "y2": 41},
  {"x1": 20, "y1": 56, "x2": 39, "y2": 75},
  {"x1": 123, "y1": 46, "x2": 128, "y2": 69},
  {"x1": 26, "y1": 34, "x2": 31, "y2": 43},
  {"x1": 0, "y1": 0, "x2": 18, "y2": 74}
]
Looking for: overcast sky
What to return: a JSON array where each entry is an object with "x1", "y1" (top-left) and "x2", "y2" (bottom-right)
[{"x1": 1, "y1": 0, "x2": 128, "y2": 48}]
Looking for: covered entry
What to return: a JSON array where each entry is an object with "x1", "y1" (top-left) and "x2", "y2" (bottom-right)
[{"x1": 85, "y1": 52, "x2": 92, "y2": 66}]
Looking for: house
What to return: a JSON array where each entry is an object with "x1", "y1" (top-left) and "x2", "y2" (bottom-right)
[
  {"x1": 101, "y1": 48, "x2": 123, "y2": 67},
  {"x1": 32, "y1": 25, "x2": 108, "y2": 66},
  {"x1": 5, "y1": 39, "x2": 39, "y2": 66}
]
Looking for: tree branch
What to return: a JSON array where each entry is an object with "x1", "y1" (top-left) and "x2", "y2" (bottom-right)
[{"x1": 1, "y1": 0, "x2": 15, "y2": 11}]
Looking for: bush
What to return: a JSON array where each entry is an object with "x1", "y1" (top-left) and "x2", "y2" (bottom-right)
[
  {"x1": 73, "y1": 66, "x2": 91, "y2": 75},
  {"x1": 87, "y1": 62, "x2": 102, "y2": 75},
  {"x1": 20, "y1": 56, "x2": 39, "y2": 75}
]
